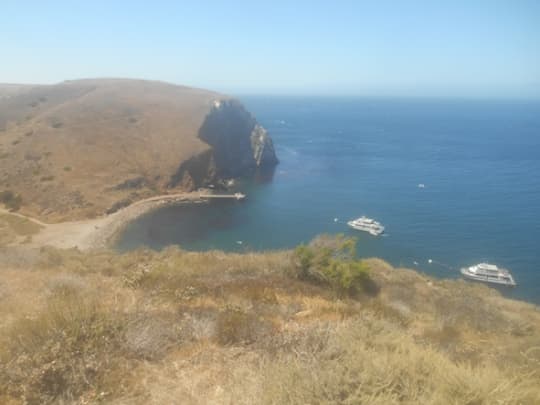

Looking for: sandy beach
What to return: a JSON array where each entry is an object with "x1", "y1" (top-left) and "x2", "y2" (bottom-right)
[{"x1": 1, "y1": 192, "x2": 205, "y2": 251}]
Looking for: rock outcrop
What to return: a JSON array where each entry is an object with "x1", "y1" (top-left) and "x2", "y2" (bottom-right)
[
  {"x1": 198, "y1": 99, "x2": 278, "y2": 176},
  {"x1": 169, "y1": 99, "x2": 278, "y2": 189},
  {"x1": 0, "y1": 79, "x2": 277, "y2": 221}
]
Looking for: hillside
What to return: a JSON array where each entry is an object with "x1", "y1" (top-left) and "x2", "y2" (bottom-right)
[
  {"x1": 0, "y1": 79, "x2": 277, "y2": 222},
  {"x1": 0, "y1": 237, "x2": 539, "y2": 404}
]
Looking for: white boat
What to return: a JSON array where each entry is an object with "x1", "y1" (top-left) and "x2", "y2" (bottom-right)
[
  {"x1": 460, "y1": 263, "x2": 516, "y2": 286},
  {"x1": 347, "y1": 216, "x2": 385, "y2": 236}
]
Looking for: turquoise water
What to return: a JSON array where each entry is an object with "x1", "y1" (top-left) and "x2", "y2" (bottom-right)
[{"x1": 116, "y1": 97, "x2": 540, "y2": 304}]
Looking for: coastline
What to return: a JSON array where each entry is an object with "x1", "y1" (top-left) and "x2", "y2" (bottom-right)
[{"x1": 1, "y1": 192, "x2": 208, "y2": 251}]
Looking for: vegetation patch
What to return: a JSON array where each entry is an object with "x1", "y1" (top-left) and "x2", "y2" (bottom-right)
[
  {"x1": 259, "y1": 316, "x2": 539, "y2": 404},
  {"x1": 0, "y1": 295, "x2": 126, "y2": 403},
  {"x1": 0, "y1": 190, "x2": 23, "y2": 211},
  {"x1": 0, "y1": 241, "x2": 538, "y2": 403},
  {"x1": 113, "y1": 176, "x2": 146, "y2": 190},
  {"x1": 292, "y1": 234, "x2": 377, "y2": 297},
  {"x1": 216, "y1": 306, "x2": 274, "y2": 345},
  {"x1": 106, "y1": 198, "x2": 132, "y2": 214}
]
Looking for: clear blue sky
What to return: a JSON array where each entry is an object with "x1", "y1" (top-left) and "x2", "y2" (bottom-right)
[{"x1": 1, "y1": 0, "x2": 539, "y2": 98}]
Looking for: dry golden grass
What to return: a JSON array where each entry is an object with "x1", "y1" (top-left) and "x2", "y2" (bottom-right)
[
  {"x1": 0, "y1": 244, "x2": 539, "y2": 404},
  {"x1": 258, "y1": 315, "x2": 540, "y2": 404},
  {"x1": 0, "y1": 213, "x2": 43, "y2": 246},
  {"x1": 0, "y1": 213, "x2": 42, "y2": 235}
]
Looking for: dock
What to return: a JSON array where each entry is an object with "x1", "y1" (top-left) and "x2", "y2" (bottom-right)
[
  {"x1": 199, "y1": 192, "x2": 246, "y2": 201},
  {"x1": 135, "y1": 191, "x2": 247, "y2": 208}
]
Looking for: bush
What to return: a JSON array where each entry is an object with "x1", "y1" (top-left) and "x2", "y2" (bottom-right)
[
  {"x1": 0, "y1": 190, "x2": 22, "y2": 211},
  {"x1": 292, "y1": 234, "x2": 373, "y2": 297},
  {"x1": 0, "y1": 295, "x2": 125, "y2": 403},
  {"x1": 106, "y1": 198, "x2": 132, "y2": 214},
  {"x1": 216, "y1": 306, "x2": 272, "y2": 345}
]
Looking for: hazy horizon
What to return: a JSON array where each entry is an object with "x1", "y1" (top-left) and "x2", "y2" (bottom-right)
[{"x1": 2, "y1": 1, "x2": 539, "y2": 99}]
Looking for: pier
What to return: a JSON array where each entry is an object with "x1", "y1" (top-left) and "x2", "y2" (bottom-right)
[
  {"x1": 199, "y1": 192, "x2": 246, "y2": 201},
  {"x1": 133, "y1": 191, "x2": 247, "y2": 208}
]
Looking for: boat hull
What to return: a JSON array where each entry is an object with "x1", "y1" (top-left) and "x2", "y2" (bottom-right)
[
  {"x1": 347, "y1": 222, "x2": 384, "y2": 236},
  {"x1": 460, "y1": 268, "x2": 516, "y2": 287}
]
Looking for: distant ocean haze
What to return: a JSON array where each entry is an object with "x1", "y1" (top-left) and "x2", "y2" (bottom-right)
[{"x1": 117, "y1": 97, "x2": 540, "y2": 304}]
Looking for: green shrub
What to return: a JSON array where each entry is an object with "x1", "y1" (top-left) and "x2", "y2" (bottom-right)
[{"x1": 292, "y1": 234, "x2": 373, "y2": 297}]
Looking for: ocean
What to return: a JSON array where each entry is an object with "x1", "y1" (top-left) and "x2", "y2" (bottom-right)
[{"x1": 116, "y1": 97, "x2": 540, "y2": 304}]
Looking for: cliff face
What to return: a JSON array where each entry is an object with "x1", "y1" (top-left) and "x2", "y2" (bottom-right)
[
  {"x1": 199, "y1": 99, "x2": 278, "y2": 176},
  {"x1": 0, "y1": 79, "x2": 277, "y2": 221},
  {"x1": 168, "y1": 99, "x2": 278, "y2": 190}
]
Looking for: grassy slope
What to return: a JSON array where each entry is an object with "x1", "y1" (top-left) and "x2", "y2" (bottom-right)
[
  {"x1": 0, "y1": 245, "x2": 538, "y2": 404},
  {"x1": 0, "y1": 213, "x2": 43, "y2": 246},
  {"x1": 0, "y1": 79, "x2": 222, "y2": 222}
]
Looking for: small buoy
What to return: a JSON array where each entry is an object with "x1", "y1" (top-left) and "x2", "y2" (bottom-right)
[
  {"x1": 334, "y1": 218, "x2": 338, "y2": 222},
  {"x1": 428, "y1": 259, "x2": 433, "y2": 264}
]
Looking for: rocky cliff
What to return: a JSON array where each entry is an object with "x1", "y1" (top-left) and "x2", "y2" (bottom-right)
[
  {"x1": 169, "y1": 99, "x2": 278, "y2": 190},
  {"x1": 0, "y1": 79, "x2": 277, "y2": 221}
]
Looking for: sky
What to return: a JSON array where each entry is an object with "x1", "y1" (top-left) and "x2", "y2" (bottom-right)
[{"x1": 1, "y1": 0, "x2": 539, "y2": 98}]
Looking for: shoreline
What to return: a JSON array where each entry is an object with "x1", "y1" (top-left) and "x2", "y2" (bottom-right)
[
  {"x1": 1, "y1": 192, "x2": 208, "y2": 251},
  {"x1": 3, "y1": 193, "x2": 540, "y2": 307}
]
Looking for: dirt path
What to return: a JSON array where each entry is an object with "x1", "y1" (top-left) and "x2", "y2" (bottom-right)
[{"x1": 1, "y1": 192, "x2": 205, "y2": 251}]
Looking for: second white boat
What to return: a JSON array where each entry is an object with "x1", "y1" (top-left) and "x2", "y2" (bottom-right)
[{"x1": 347, "y1": 216, "x2": 385, "y2": 236}]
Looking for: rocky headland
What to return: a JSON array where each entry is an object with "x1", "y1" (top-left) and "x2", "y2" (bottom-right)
[{"x1": 0, "y1": 79, "x2": 277, "y2": 222}]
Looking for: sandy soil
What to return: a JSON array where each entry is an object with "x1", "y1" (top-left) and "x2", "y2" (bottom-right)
[{"x1": 1, "y1": 192, "x2": 205, "y2": 251}]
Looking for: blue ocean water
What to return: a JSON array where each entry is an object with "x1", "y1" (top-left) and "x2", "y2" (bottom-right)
[{"x1": 116, "y1": 97, "x2": 540, "y2": 304}]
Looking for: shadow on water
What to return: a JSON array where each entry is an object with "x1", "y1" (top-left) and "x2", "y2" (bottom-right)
[{"x1": 116, "y1": 200, "x2": 244, "y2": 251}]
